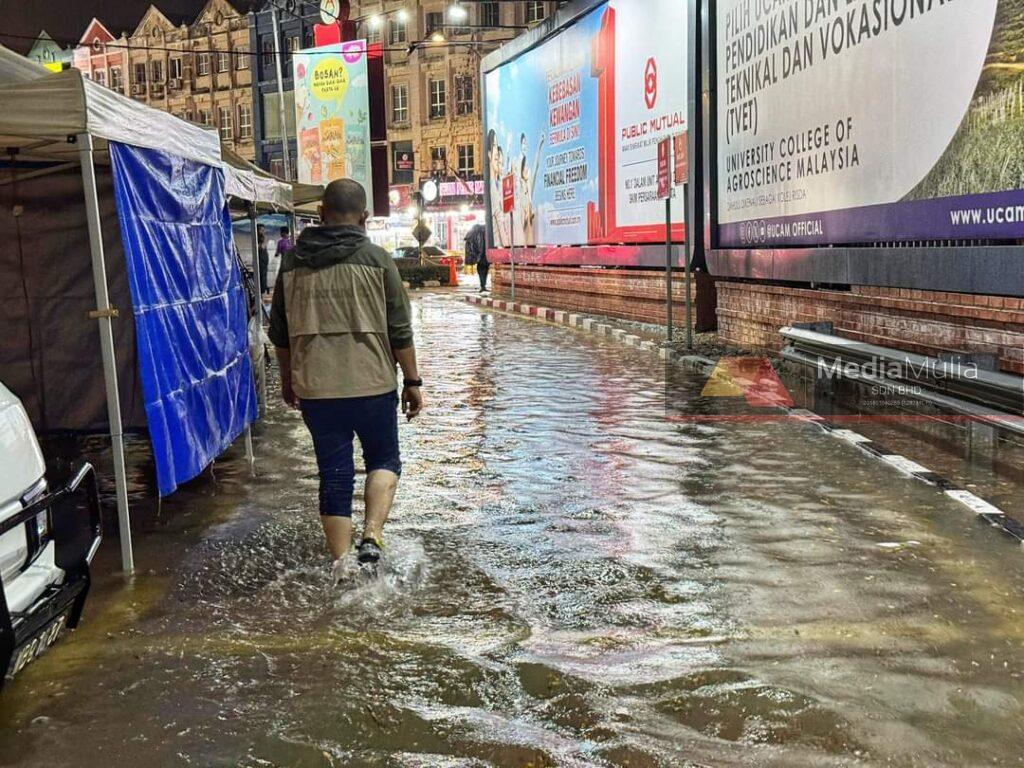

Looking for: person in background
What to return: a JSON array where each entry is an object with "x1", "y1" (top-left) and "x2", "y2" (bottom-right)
[
  {"x1": 268, "y1": 179, "x2": 423, "y2": 582},
  {"x1": 278, "y1": 226, "x2": 294, "y2": 259},
  {"x1": 256, "y1": 225, "x2": 270, "y2": 297},
  {"x1": 464, "y1": 223, "x2": 488, "y2": 292}
]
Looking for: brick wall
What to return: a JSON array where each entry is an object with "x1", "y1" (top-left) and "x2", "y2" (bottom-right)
[
  {"x1": 491, "y1": 265, "x2": 716, "y2": 330},
  {"x1": 717, "y1": 281, "x2": 1024, "y2": 375}
]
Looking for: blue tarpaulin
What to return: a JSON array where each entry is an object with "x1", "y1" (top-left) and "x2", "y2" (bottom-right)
[{"x1": 110, "y1": 142, "x2": 256, "y2": 496}]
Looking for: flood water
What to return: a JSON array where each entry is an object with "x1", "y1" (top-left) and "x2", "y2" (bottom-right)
[{"x1": 1, "y1": 293, "x2": 1023, "y2": 767}]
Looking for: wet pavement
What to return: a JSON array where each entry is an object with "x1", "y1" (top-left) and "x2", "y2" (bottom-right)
[{"x1": 2, "y1": 293, "x2": 1024, "y2": 767}]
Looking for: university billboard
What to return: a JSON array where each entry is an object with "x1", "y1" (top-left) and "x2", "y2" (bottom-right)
[
  {"x1": 484, "y1": 0, "x2": 689, "y2": 251},
  {"x1": 714, "y1": 0, "x2": 1014, "y2": 248},
  {"x1": 293, "y1": 41, "x2": 373, "y2": 208}
]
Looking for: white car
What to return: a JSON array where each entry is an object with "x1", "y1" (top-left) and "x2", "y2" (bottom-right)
[{"x1": 0, "y1": 381, "x2": 101, "y2": 684}]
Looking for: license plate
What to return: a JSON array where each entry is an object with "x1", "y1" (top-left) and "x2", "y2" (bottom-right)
[{"x1": 7, "y1": 611, "x2": 69, "y2": 678}]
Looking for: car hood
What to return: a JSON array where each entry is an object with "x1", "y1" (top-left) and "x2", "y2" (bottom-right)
[{"x1": 0, "y1": 383, "x2": 45, "y2": 507}]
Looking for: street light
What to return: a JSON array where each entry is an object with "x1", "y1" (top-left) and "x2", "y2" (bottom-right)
[
  {"x1": 367, "y1": 14, "x2": 382, "y2": 29},
  {"x1": 396, "y1": 8, "x2": 410, "y2": 22},
  {"x1": 430, "y1": 31, "x2": 446, "y2": 43},
  {"x1": 448, "y1": 2, "x2": 468, "y2": 21}
]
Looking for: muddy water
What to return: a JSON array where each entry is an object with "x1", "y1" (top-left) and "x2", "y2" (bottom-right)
[{"x1": 1, "y1": 293, "x2": 1024, "y2": 767}]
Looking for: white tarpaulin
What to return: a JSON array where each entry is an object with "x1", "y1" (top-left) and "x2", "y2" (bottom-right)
[{"x1": 0, "y1": 44, "x2": 220, "y2": 167}]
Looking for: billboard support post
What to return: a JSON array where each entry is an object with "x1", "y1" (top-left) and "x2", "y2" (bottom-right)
[
  {"x1": 269, "y1": 6, "x2": 292, "y2": 183},
  {"x1": 510, "y1": 210, "x2": 516, "y2": 303},
  {"x1": 683, "y1": 182, "x2": 693, "y2": 350},
  {"x1": 665, "y1": 197, "x2": 673, "y2": 343}
]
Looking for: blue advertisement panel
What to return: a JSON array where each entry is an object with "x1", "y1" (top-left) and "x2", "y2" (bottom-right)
[
  {"x1": 486, "y1": 5, "x2": 603, "y2": 248},
  {"x1": 485, "y1": 0, "x2": 689, "y2": 251},
  {"x1": 714, "y1": 0, "x2": 1023, "y2": 247}
]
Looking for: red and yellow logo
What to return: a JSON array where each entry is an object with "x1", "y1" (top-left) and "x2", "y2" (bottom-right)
[{"x1": 701, "y1": 358, "x2": 794, "y2": 408}]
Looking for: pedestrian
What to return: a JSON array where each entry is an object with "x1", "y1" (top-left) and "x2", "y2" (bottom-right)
[
  {"x1": 277, "y1": 225, "x2": 293, "y2": 258},
  {"x1": 268, "y1": 179, "x2": 423, "y2": 581},
  {"x1": 464, "y1": 223, "x2": 489, "y2": 292},
  {"x1": 256, "y1": 224, "x2": 270, "y2": 297}
]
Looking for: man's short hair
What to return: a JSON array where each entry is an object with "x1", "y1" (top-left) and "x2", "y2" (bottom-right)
[
  {"x1": 279, "y1": 226, "x2": 289, "y2": 235},
  {"x1": 323, "y1": 179, "x2": 367, "y2": 218}
]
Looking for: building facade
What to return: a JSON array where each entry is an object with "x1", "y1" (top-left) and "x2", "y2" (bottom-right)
[
  {"x1": 27, "y1": 31, "x2": 71, "y2": 71},
  {"x1": 72, "y1": 18, "x2": 128, "y2": 89},
  {"x1": 70, "y1": 1, "x2": 255, "y2": 162},
  {"x1": 251, "y1": 0, "x2": 563, "y2": 193},
  {"x1": 124, "y1": 0, "x2": 255, "y2": 161}
]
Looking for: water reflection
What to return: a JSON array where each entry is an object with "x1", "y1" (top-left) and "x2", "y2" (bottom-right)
[{"x1": 0, "y1": 294, "x2": 1022, "y2": 767}]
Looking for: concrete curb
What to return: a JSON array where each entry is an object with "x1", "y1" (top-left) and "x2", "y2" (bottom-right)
[{"x1": 465, "y1": 293, "x2": 1022, "y2": 549}]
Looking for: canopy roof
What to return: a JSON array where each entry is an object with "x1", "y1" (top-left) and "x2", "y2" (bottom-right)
[
  {"x1": 0, "y1": 44, "x2": 220, "y2": 167},
  {"x1": 221, "y1": 146, "x2": 324, "y2": 211}
]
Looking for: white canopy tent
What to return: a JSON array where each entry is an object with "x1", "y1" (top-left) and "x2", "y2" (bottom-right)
[{"x1": 0, "y1": 46, "x2": 251, "y2": 575}]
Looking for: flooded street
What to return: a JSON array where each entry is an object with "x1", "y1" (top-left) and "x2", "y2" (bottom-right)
[{"x1": 1, "y1": 293, "x2": 1023, "y2": 767}]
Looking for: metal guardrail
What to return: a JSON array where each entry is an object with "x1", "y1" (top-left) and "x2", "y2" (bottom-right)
[{"x1": 780, "y1": 327, "x2": 1024, "y2": 431}]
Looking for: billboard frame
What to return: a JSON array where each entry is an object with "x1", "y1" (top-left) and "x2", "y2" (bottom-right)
[
  {"x1": 700, "y1": 0, "x2": 1024, "y2": 297},
  {"x1": 480, "y1": 0, "x2": 705, "y2": 269}
]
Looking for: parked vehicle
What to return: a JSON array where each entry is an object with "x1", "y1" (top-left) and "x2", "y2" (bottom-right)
[
  {"x1": 0, "y1": 381, "x2": 101, "y2": 685},
  {"x1": 391, "y1": 245, "x2": 447, "y2": 261}
]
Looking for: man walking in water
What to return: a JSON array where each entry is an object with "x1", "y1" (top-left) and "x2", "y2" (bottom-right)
[{"x1": 268, "y1": 179, "x2": 423, "y2": 577}]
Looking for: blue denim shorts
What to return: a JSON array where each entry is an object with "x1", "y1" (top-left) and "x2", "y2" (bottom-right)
[{"x1": 299, "y1": 390, "x2": 402, "y2": 518}]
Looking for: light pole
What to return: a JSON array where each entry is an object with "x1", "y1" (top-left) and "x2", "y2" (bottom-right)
[{"x1": 268, "y1": 4, "x2": 292, "y2": 182}]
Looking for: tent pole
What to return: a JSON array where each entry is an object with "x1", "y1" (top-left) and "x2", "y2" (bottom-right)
[
  {"x1": 249, "y1": 203, "x2": 267, "y2": 418},
  {"x1": 244, "y1": 425, "x2": 256, "y2": 477},
  {"x1": 77, "y1": 133, "x2": 134, "y2": 576}
]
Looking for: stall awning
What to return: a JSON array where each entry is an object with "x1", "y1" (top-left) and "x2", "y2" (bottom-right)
[{"x1": 0, "y1": 44, "x2": 220, "y2": 167}]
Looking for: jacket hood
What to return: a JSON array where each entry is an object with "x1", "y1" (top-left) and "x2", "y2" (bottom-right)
[{"x1": 291, "y1": 225, "x2": 370, "y2": 269}]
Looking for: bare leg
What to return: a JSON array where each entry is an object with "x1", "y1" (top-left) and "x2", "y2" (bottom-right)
[
  {"x1": 321, "y1": 516, "x2": 353, "y2": 560},
  {"x1": 363, "y1": 469, "x2": 398, "y2": 542}
]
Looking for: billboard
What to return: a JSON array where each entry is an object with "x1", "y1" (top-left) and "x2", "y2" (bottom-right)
[
  {"x1": 484, "y1": 0, "x2": 688, "y2": 249},
  {"x1": 293, "y1": 41, "x2": 373, "y2": 207},
  {"x1": 714, "y1": 0, "x2": 1011, "y2": 247}
]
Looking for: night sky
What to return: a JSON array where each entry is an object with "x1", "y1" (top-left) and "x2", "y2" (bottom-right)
[{"x1": 0, "y1": 0, "x2": 256, "y2": 54}]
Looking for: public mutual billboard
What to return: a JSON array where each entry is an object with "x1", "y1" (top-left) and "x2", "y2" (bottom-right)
[
  {"x1": 293, "y1": 41, "x2": 373, "y2": 207},
  {"x1": 484, "y1": 0, "x2": 688, "y2": 249},
  {"x1": 715, "y1": 0, "x2": 1014, "y2": 247}
]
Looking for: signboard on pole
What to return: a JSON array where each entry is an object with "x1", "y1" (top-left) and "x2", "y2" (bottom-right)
[
  {"x1": 657, "y1": 138, "x2": 671, "y2": 200},
  {"x1": 714, "y1": 0, "x2": 1008, "y2": 247},
  {"x1": 293, "y1": 41, "x2": 373, "y2": 209},
  {"x1": 502, "y1": 173, "x2": 515, "y2": 213}
]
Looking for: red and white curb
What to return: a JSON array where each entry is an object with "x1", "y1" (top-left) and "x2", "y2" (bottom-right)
[{"x1": 466, "y1": 294, "x2": 1022, "y2": 548}]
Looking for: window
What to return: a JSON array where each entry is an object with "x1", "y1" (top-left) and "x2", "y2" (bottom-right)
[
  {"x1": 238, "y1": 103, "x2": 252, "y2": 139},
  {"x1": 198, "y1": 108, "x2": 211, "y2": 126},
  {"x1": 151, "y1": 59, "x2": 163, "y2": 82},
  {"x1": 169, "y1": 57, "x2": 182, "y2": 80},
  {"x1": 262, "y1": 91, "x2": 297, "y2": 139},
  {"x1": 390, "y1": 17, "x2": 407, "y2": 44},
  {"x1": 455, "y1": 75, "x2": 473, "y2": 115},
  {"x1": 216, "y1": 51, "x2": 230, "y2": 72},
  {"x1": 367, "y1": 23, "x2": 382, "y2": 43},
  {"x1": 426, "y1": 12, "x2": 444, "y2": 34},
  {"x1": 235, "y1": 46, "x2": 249, "y2": 69},
  {"x1": 219, "y1": 106, "x2": 233, "y2": 140},
  {"x1": 481, "y1": 1, "x2": 500, "y2": 27},
  {"x1": 431, "y1": 146, "x2": 447, "y2": 172},
  {"x1": 391, "y1": 83, "x2": 408, "y2": 123},
  {"x1": 261, "y1": 38, "x2": 275, "y2": 69},
  {"x1": 527, "y1": 1, "x2": 546, "y2": 23},
  {"x1": 184, "y1": 109, "x2": 193, "y2": 122},
  {"x1": 110, "y1": 67, "x2": 123, "y2": 91},
  {"x1": 287, "y1": 35, "x2": 300, "y2": 56},
  {"x1": 269, "y1": 158, "x2": 284, "y2": 178},
  {"x1": 197, "y1": 52, "x2": 210, "y2": 75},
  {"x1": 94, "y1": 69, "x2": 106, "y2": 86},
  {"x1": 134, "y1": 62, "x2": 147, "y2": 84},
  {"x1": 457, "y1": 144, "x2": 475, "y2": 175},
  {"x1": 429, "y1": 77, "x2": 446, "y2": 119}
]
